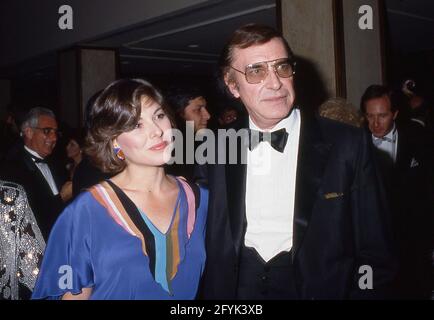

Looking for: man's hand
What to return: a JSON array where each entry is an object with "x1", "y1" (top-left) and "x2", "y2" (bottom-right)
[{"x1": 60, "y1": 181, "x2": 73, "y2": 202}]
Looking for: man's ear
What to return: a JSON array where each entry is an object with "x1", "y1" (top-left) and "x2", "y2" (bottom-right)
[
  {"x1": 224, "y1": 73, "x2": 240, "y2": 99},
  {"x1": 23, "y1": 127, "x2": 33, "y2": 140}
]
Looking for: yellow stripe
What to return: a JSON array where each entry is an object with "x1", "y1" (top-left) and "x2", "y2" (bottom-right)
[{"x1": 168, "y1": 203, "x2": 180, "y2": 280}]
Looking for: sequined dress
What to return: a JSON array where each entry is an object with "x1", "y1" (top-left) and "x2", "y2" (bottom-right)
[{"x1": 0, "y1": 181, "x2": 45, "y2": 300}]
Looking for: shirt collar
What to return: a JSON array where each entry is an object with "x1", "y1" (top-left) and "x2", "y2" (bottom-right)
[
  {"x1": 249, "y1": 107, "x2": 298, "y2": 133},
  {"x1": 24, "y1": 145, "x2": 44, "y2": 160}
]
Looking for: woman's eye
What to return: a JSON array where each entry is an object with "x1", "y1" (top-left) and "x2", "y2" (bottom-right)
[
  {"x1": 135, "y1": 122, "x2": 143, "y2": 129},
  {"x1": 156, "y1": 113, "x2": 166, "y2": 120}
]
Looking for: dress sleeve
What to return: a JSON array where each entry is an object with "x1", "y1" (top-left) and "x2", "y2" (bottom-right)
[
  {"x1": 31, "y1": 194, "x2": 94, "y2": 299},
  {"x1": 17, "y1": 186, "x2": 46, "y2": 294}
]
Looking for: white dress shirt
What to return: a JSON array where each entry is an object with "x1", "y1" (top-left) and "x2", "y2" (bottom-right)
[
  {"x1": 245, "y1": 108, "x2": 301, "y2": 262},
  {"x1": 24, "y1": 146, "x2": 59, "y2": 196},
  {"x1": 372, "y1": 124, "x2": 398, "y2": 164}
]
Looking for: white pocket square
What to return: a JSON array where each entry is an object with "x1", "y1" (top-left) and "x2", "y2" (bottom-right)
[{"x1": 410, "y1": 158, "x2": 419, "y2": 168}]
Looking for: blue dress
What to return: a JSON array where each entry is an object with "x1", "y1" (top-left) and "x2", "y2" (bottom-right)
[{"x1": 32, "y1": 178, "x2": 208, "y2": 300}]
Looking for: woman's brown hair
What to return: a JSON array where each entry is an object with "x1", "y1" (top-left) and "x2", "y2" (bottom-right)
[{"x1": 85, "y1": 78, "x2": 174, "y2": 174}]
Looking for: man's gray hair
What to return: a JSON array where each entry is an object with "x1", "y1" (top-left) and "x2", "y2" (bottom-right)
[{"x1": 20, "y1": 107, "x2": 56, "y2": 132}]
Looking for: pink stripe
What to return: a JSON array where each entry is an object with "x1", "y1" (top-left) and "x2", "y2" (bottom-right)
[
  {"x1": 178, "y1": 179, "x2": 196, "y2": 238},
  {"x1": 94, "y1": 185, "x2": 135, "y2": 235}
]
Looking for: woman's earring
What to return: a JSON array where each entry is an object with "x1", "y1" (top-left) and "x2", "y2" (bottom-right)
[{"x1": 113, "y1": 144, "x2": 125, "y2": 161}]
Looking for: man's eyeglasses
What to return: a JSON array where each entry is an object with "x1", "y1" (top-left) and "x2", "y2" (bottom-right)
[
  {"x1": 32, "y1": 127, "x2": 62, "y2": 137},
  {"x1": 230, "y1": 58, "x2": 296, "y2": 84}
]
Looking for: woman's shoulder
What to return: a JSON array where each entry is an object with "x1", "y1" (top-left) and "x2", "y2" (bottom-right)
[{"x1": 57, "y1": 186, "x2": 106, "y2": 223}]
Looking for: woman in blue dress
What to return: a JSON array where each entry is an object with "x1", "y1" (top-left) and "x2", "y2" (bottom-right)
[{"x1": 32, "y1": 79, "x2": 208, "y2": 300}]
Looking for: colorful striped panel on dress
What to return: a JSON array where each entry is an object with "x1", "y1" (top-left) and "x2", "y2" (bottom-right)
[
  {"x1": 88, "y1": 181, "x2": 148, "y2": 256},
  {"x1": 177, "y1": 178, "x2": 196, "y2": 238},
  {"x1": 139, "y1": 195, "x2": 180, "y2": 294},
  {"x1": 88, "y1": 177, "x2": 198, "y2": 294}
]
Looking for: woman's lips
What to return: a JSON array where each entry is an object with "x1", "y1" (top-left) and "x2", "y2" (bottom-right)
[{"x1": 149, "y1": 141, "x2": 168, "y2": 151}]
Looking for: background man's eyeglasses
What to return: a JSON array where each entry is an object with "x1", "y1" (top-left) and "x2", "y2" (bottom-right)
[
  {"x1": 230, "y1": 58, "x2": 296, "y2": 84},
  {"x1": 32, "y1": 127, "x2": 62, "y2": 137}
]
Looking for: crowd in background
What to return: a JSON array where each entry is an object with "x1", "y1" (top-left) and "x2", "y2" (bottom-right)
[{"x1": 0, "y1": 56, "x2": 433, "y2": 299}]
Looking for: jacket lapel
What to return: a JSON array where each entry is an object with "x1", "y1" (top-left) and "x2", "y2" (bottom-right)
[
  {"x1": 22, "y1": 149, "x2": 39, "y2": 173},
  {"x1": 22, "y1": 149, "x2": 59, "y2": 194},
  {"x1": 292, "y1": 113, "x2": 332, "y2": 261},
  {"x1": 225, "y1": 117, "x2": 249, "y2": 257},
  {"x1": 395, "y1": 128, "x2": 411, "y2": 171}
]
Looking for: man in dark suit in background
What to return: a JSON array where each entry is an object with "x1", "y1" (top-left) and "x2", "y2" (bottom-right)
[
  {"x1": 198, "y1": 24, "x2": 396, "y2": 300},
  {"x1": 361, "y1": 85, "x2": 434, "y2": 299},
  {"x1": 1, "y1": 107, "x2": 71, "y2": 240}
]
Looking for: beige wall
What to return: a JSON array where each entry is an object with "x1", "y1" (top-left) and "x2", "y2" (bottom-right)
[
  {"x1": 343, "y1": 0, "x2": 384, "y2": 108},
  {"x1": 281, "y1": 0, "x2": 338, "y2": 106},
  {"x1": 280, "y1": 0, "x2": 385, "y2": 108},
  {"x1": 80, "y1": 49, "x2": 117, "y2": 121},
  {"x1": 58, "y1": 48, "x2": 117, "y2": 128}
]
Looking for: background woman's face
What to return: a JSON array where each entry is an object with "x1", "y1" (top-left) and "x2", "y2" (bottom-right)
[{"x1": 66, "y1": 139, "x2": 81, "y2": 159}]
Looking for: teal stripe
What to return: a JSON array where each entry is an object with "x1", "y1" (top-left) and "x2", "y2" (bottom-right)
[{"x1": 139, "y1": 211, "x2": 169, "y2": 293}]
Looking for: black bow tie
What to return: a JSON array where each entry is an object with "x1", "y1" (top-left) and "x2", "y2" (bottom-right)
[
  {"x1": 248, "y1": 128, "x2": 289, "y2": 153},
  {"x1": 31, "y1": 156, "x2": 47, "y2": 164}
]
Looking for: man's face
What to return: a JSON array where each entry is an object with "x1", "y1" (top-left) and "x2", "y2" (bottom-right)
[
  {"x1": 181, "y1": 96, "x2": 211, "y2": 132},
  {"x1": 24, "y1": 115, "x2": 58, "y2": 158},
  {"x1": 364, "y1": 95, "x2": 398, "y2": 138},
  {"x1": 225, "y1": 37, "x2": 296, "y2": 130}
]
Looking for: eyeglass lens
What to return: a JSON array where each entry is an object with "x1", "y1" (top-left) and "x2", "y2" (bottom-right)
[
  {"x1": 36, "y1": 127, "x2": 60, "y2": 136},
  {"x1": 245, "y1": 59, "x2": 294, "y2": 84}
]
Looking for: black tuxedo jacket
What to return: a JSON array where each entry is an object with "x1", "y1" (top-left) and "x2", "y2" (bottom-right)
[
  {"x1": 1, "y1": 146, "x2": 66, "y2": 240},
  {"x1": 389, "y1": 122, "x2": 433, "y2": 228},
  {"x1": 198, "y1": 111, "x2": 397, "y2": 300},
  {"x1": 373, "y1": 122, "x2": 434, "y2": 298}
]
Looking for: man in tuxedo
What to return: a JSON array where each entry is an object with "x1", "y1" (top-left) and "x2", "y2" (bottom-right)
[
  {"x1": 361, "y1": 85, "x2": 433, "y2": 299},
  {"x1": 1, "y1": 107, "x2": 71, "y2": 240},
  {"x1": 165, "y1": 85, "x2": 211, "y2": 181},
  {"x1": 198, "y1": 24, "x2": 396, "y2": 300}
]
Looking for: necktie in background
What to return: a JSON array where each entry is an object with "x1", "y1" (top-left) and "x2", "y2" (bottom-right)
[{"x1": 372, "y1": 135, "x2": 395, "y2": 147}]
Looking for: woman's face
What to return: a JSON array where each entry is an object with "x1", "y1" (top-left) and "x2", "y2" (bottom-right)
[
  {"x1": 66, "y1": 139, "x2": 81, "y2": 159},
  {"x1": 115, "y1": 97, "x2": 173, "y2": 168}
]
